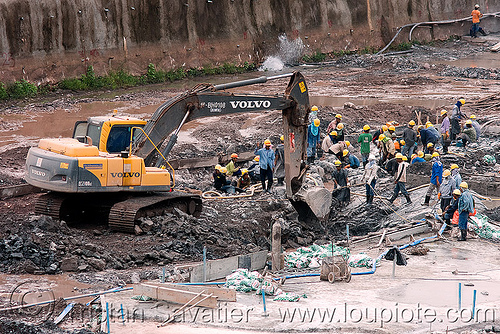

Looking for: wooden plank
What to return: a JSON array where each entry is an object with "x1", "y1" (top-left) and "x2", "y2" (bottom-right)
[
  {"x1": 133, "y1": 284, "x2": 218, "y2": 308},
  {"x1": 146, "y1": 283, "x2": 236, "y2": 302},
  {"x1": 352, "y1": 223, "x2": 431, "y2": 246},
  {"x1": 190, "y1": 255, "x2": 239, "y2": 283},
  {"x1": 190, "y1": 250, "x2": 268, "y2": 283}
]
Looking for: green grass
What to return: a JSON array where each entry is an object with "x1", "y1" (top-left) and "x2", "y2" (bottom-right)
[{"x1": 0, "y1": 61, "x2": 257, "y2": 101}]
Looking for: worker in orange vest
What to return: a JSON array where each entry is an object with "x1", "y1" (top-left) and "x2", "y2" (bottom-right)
[{"x1": 470, "y1": 4, "x2": 486, "y2": 37}]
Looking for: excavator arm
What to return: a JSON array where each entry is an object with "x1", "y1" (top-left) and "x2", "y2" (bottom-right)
[{"x1": 133, "y1": 72, "x2": 310, "y2": 198}]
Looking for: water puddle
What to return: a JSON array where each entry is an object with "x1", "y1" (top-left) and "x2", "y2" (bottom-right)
[{"x1": 434, "y1": 52, "x2": 500, "y2": 69}]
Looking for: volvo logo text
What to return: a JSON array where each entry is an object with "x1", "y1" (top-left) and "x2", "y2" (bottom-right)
[{"x1": 229, "y1": 100, "x2": 271, "y2": 109}]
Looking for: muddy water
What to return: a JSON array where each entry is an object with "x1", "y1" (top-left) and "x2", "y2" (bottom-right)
[
  {"x1": 0, "y1": 273, "x2": 93, "y2": 304},
  {"x1": 435, "y1": 51, "x2": 500, "y2": 69}
]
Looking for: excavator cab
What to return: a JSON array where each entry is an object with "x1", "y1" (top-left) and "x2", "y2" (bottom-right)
[{"x1": 72, "y1": 116, "x2": 146, "y2": 154}]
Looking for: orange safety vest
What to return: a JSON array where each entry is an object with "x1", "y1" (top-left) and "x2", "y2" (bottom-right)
[{"x1": 471, "y1": 9, "x2": 482, "y2": 23}]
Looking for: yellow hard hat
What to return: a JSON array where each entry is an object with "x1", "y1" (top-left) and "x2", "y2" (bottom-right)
[
  {"x1": 336, "y1": 123, "x2": 344, "y2": 130},
  {"x1": 443, "y1": 169, "x2": 451, "y2": 177},
  {"x1": 470, "y1": 114, "x2": 476, "y2": 120},
  {"x1": 335, "y1": 114, "x2": 342, "y2": 119},
  {"x1": 264, "y1": 139, "x2": 271, "y2": 146},
  {"x1": 389, "y1": 125, "x2": 396, "y2": 131},
  {"x1": 432, "y1": 152, "x2": 439, "y2": 158},
  {"x1": 441, "y1": 109, "x2": 448, "y2": 116},
  {"x1": 450, "y1": 163, "x2": 458, "y2": 170},
  {"x1": 378, "y1": 134, "x2": 386, "y2": 140},
  {"x1": 330, "y1": 130, "x2": 338, "y2": 136},
  {"x1": 427, "y1": 142, "x2": 434, "y2": 148},
  {"x1": 215, "y1": 164, "x2": 222, "y2": 170},
  {"x1": 311, "y1": 105, "x2": 319, "y2": 112},
  {"x1": 254, "y1": 156, "x2": 260, "y2": 162},
  {"x1": 334, "y1": 160, "x2": 342, "y2": 166},
  {"x1": 231, "y1": 153, "x2": 238, "y2": 159},
  {"x1": 382, "y1": 125, "x2": 388, "y2": 131},
  {"x1": 459, "y1": 98, "x2": 465, "y2": 105},
  {"x1": 465, "y1": 119, "x2": 472, "y2": 125},
  {"x1": 342, "y1": 149, "x2": 349, "y2": 157},
  {"x1": 241, "y1": 168, "x2": 248, "y2": 175},
  {"x1": 417, "y1": 151, "x2": 424, "y2": 158},
  {"x1": 460, "y1": 181, "x2": 468, "y2": 189},
  {"x1": 396, "y1": 153, "x2": 404, "y2": 159},
  {"x1": 363, "y1": 124, "x2": 370, "y2": 131},
  {"x1": 345, "y1": 140, "x2": 350, "y2": 147},
  {"x1": 411, "y1": 154, "x2": 417, "y2": 159},
  {"x1": 402, "y1": 156, "x2": 408, "y2": 161},
  {"x1": 280, "y1": 135, "x2": 284, "y2": 142},
  {"x1": 453, "y1": 189, "x2": 462, "y2": 196},
  {"x1": 409, "y1": 120, "x2": 416, "y2": 126},
  {"x1": 220, "y1": 167, "x2": 228, "y2": 174},
  {"x1": 400, "y1": 140, "x2": 406, "y2": 146},
  {"x1": 417, "y1": 125, "x2": 424, "y2": 130},
  {"x1": 313, "y1": 118, "x2": 320, "y2": 127},
  {"x1": 425, "y1": 122, "x2": 433, "y2": 128}
]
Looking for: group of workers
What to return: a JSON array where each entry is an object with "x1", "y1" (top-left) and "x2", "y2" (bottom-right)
[
  {"x1": 306, "y1": 98, "x2": 478, "y2": 241},
  {"x1": 212, "y1": 136, "x2": 286, "y2": 195},
  {"x1": 211, "y1": 97, "x2": 478, "y2": 241}
]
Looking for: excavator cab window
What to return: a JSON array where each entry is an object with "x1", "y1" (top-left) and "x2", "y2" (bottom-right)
[{"x1": 106, "y1": 125, "x2": 140, "y2": 153}]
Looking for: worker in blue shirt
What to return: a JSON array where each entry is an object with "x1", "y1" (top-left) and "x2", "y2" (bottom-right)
[
  {"x1": 307, "y1": 119, "x2": 321, "y2": 164},
  {"x1": 254, "y1": 139, "x2": 276, "y2": 193},
  {"x1": 457, "y1": 182, "x2": 475, "y2": 241},
  {"x1": 418, "y1": 126, "x2": 439, "y2": 153},
  {"x1": 411, "y1": 151, "x2": 425, "y2": 164},
  {"x1": 423, "y1": 152, "x2": 443, "y2": 206},
  {"x1": 342, "y1": 150, "x2": 360, "y2": 169}
]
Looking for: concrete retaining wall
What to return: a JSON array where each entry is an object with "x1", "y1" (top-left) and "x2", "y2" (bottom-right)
[{"x1": 0, "y1": 0, "x2": 499, "y2": 83}]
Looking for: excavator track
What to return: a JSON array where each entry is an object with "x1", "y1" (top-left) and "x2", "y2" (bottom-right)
[
  {"x1": 34, "y1": 192, "x2": 202, "y2": 233},
  {"x1": 35, "y1": 193, "x2": 66, "y2": 220},
  {"x1": 108, "y1": 192, "x2": 202, "y2": 232}
]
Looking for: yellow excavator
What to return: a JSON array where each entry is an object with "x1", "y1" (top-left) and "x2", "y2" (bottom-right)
[{"x1": 25, "y1": 72, "x2": 312, "y2": 232}]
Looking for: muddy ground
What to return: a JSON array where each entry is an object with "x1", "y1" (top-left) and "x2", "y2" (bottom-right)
[{"x1": 1, "y1": 37, "x2": 500, "y2": 333}]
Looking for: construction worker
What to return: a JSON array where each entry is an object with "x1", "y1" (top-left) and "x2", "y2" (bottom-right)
[
  {"x1": 393, "y1": 137, "x2": 401, "y2": 152},
  {"x1": 385, "y1": 155, "x2": 399, "y2": 176},
  {"x1": 322, "y1": 131, "x2": 337, "y2": 154},
  {"x1": 247, "y1": 156, "x2": 261, "y2": 182},
  {"x1": 470, "y1": 4, "x2": 486, "y2": 37},
  {"x1": 254, "y1": 139, "x2": 275, "y2": 193},
  {"x1": 362, "y1": 154, "x2": 378, "y2": 205},
  {"x1": 450, "y1": 98, "x2": 466, "y2": 140},
  {"x1": 470, "y1": 115, "x2": 481, "y2": 139},
  {"x1": 388, "y1": 125, "x2": 396, "y2": 138},
  {"x1": 237, "y1": 169, "x2": 251, "y2": 189},
  {"x1": 332, "y1": 160, "x2": 350, "y2": 207},
  {"x1": 274, "y1": 135, "x2": 285, "y2": 186},
  {"x1": 358, "y1": 125, "x2": 373, "y2": 167},
  {"x1": 327, "y1": 113, "x2": 343, "y2": 134},
  {"x1": 379, "y1": 134, "x2": 395, "y2": 165},
  {"x1": 398, "y1": 140, "x2": 406, "y2": 153},
  {"x1": 411, "y1": 151, "x2": 425, "y2": 164},
  {"x1": 371, "y1": 125, "x2": 386, "y2": 144},
  {"x1": 443, "y1": 189, "x2": 462, "y2": 228},
  {"x1": 336, "y1": 123, "x2": 345, "y2": 141},
  {"x1": 226, "y1": 153, "x2": 241, "y2": 177},
  {"x1": 402, "y1": 120, "x2": 417, "y2": 158},
  {"x1": 438, "y1": 169, "x2": 456, "y2": 213},
  {"x1": 388, "y1": 153, "x2": 411, "y2": 204},
  {"x1": 457, "y1": 182, "x2": 475, "y2": 241},
  {"x1": 419, "y1": 125, "x2": 439, "y2": 153},
  {"x1": 214, "y1": 166, "x2": 235, "y2": 194},
  {"x1": 423, "y1": 152, "x2": 443, "y2": 206},
  {"x1": 324, "y1": 139, "x2": 350, "y2": 160},
  {"x1": 309, "y1": 105, "x2": 319, "y2": 123},
  {"x1": 440, "y1": 110, "x2": 451, "y2": 154},
  {"x1": 458, "y1": 120, "x2": 477, "y2": 147},
  {"x1": 424, "y1": 143, "x2": 435, "y2": 161},
  {"x1": 450, "y1": 164, "x2": 462, "y2": 188},
  {"x1": 307, "y1": 119, "x2": 321, "y2": 164},
  {"x1": 342, "y1": 150, "x2": 360, "y2": 169}
]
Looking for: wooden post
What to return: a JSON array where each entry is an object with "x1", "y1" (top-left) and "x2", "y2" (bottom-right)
[{"x1": 272, "y1": 222, "x2": 282, "y2": 271}]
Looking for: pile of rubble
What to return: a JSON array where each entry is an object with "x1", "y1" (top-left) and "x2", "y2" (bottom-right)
[{"x1": 439, "y1": 65, "x2": 500, "y2": 80}]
